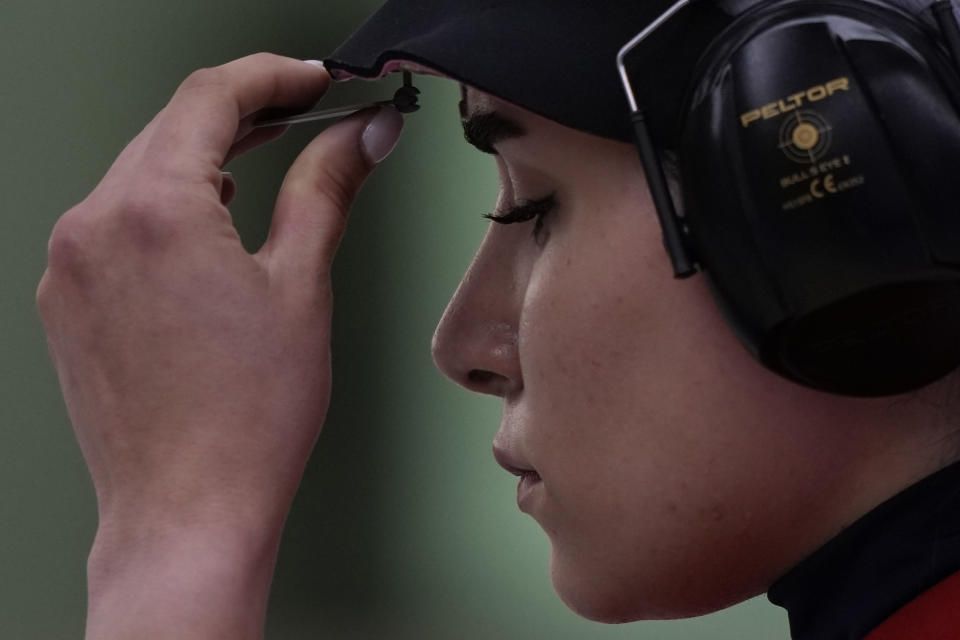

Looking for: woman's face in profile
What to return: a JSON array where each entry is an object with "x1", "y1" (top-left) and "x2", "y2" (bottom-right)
[{"x1": 430, "y1": 87, "x2": 910, "y2": 622}]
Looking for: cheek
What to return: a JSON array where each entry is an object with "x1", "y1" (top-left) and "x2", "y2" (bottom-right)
[
  {"x1": 516, "y1": 212, "x2": 682, "y2": 597},
  {"x1": 512, "y1": 209, "x2": 823, "y2": 620},
  {"x1": 518, "y1": 205, "x2": 675, "y2": 471}
]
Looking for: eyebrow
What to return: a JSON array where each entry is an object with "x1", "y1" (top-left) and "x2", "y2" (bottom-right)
[{"x1": 461, "y1": 111, "x2": 526, "y2": 154}]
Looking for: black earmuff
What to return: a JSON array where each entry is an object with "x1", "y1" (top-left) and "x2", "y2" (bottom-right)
[{"x1": 620, "y1": 0, "x2": 960, "y2": 396}]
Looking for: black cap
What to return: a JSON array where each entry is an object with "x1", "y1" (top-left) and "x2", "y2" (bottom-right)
[
  {"x1": 325, "y1": 0, "x2": 945, "y2": 144},
  {"x1": 323, "y1": 0, "x2": 733, "y2": 144}
]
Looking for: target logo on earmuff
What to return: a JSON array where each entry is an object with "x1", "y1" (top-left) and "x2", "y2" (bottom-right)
[{"x1": 778, "y1": 110, "x2": 833, "y2": 164}]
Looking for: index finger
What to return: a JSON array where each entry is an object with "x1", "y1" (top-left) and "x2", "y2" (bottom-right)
[{"x1": 148, "y1": 53, "x2": 330, "y2": 176}]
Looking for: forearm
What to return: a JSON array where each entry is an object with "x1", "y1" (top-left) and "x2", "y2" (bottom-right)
[{"x1": 85, "y1": 521, "x2": 283, "y2": 640}]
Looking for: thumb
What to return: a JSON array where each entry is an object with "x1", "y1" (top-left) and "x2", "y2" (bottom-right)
[{"x1": 260, "y1": 104, "x2": 404, "y2": 285}]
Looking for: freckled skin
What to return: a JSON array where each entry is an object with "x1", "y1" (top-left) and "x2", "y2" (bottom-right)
[{"x1": 431, "y1": 87, "x2": 960, "y2": 622}]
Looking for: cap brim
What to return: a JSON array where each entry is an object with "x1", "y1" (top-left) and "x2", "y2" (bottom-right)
[{"x1": 323, "y1": 0, "x2": 729, "y2": 143}]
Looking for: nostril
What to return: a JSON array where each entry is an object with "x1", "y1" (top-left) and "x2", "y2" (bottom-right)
[
  {"x1": 465, "y1": 368, "x2": 510, "y2": 395},
  {"x1": 468, "y1": 369, "x2": 498, "y2": 385}
]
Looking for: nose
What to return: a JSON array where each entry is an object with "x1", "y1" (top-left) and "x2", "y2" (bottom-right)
[{"x1": 431, "y1": 231, "x2": 523, "y2": 397}]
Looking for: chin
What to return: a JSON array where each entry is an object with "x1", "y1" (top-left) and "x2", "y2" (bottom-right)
[{"x1": 548, "y1": 552, "x2": 755, "y2": 624}]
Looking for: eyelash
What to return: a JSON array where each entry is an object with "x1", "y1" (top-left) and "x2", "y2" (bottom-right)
[{"x1": 483, "y1": 193, "x2": 557, "y2": 244}]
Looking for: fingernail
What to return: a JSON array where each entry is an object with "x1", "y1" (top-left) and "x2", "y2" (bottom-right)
[
  {"x1": 303, "y1": 59, "x2": 325, "y2": 69},
  {"x1": 361, "y1": 105, "x2": 404, "y2": 164}
]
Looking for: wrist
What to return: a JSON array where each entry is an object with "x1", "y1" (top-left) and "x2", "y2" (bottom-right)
[{"x1": 86, "y1": 519, "x2": 283, "y2": 640}]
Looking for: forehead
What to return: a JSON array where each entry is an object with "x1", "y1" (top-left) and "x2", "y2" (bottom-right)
[
  {"x1": 460, "y1": 84, "x2": 529, "y2": 121},
  {"x1": 461, "y1": 85, "x2": 496, "y2": 112},
  {"x1": 457, "y1": 82, "x2": 636, "y2": 174}
]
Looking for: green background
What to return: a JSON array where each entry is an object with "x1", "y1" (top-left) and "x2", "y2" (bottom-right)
[{"x1": 0, "y1": 1, "x2": 790, "y2": 637}]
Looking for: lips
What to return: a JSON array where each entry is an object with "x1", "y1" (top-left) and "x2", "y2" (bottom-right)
[{"x1": 492, "y1": 443, "x2": 542, "y2": 510}]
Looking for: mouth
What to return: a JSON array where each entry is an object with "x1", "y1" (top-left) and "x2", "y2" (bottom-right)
[{"x1": 492, "y1": 444, "x2": 542, "y2": 510}]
